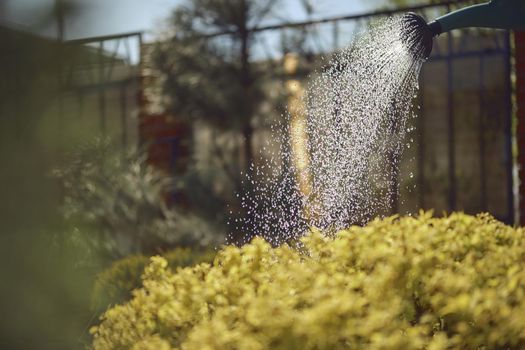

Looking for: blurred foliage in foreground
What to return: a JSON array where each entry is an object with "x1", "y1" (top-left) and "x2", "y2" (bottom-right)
[
  {"x1": 92, "y1": 212, "x2": 525, "y2": 350},
  {"x1": 53, "y1": 139, "x2": 224, "y2": 259},
  {"x1": 91, "y1": 247, "x2": 216, "y2": 313}
]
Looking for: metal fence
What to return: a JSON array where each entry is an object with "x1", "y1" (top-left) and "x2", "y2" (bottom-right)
[
  {"x1": 60, "y1": 31, "x2": 142, "y2": 148},
  {"x1": 234, "y1": 0, "x2": 514, "y2": 223},
  {"x1": 58, "y1": 0, "x2": 514, "y2": 223},
  {"x1": 413, "y1": 23, "x2": 513, "y2": 223}
]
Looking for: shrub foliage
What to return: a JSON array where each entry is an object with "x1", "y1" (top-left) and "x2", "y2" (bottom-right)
[
  {"x1": 91, "y1": 248, "x2": 216, "y2": 312},
  {"x1": 53, "y1": 138, "x2": 222, "y2": 258},
  {"x1": 91, "y1": 212, "x2": 525, "y2": 349}
]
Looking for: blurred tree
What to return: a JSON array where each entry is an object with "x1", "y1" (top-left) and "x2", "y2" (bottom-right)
[
  {"x1": 153, "y1": 0, "x2": 316, "y2": 235},
  {"x1": 154, "y1": 0, "x2": 282, "y2": 191}
]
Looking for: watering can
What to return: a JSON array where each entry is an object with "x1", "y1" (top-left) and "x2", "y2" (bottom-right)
[{"x1": 402, "y1": 0, "x2": 525, "y2": 59}]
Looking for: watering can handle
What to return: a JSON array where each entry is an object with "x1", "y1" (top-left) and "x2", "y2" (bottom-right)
[{"x1": 432, "y1": 0, "x2": 525, "y2": 35}]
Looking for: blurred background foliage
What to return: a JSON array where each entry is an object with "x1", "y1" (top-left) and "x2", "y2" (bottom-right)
[{"x1": 53, "y1": 138, "x2": 223, "y2": 259}]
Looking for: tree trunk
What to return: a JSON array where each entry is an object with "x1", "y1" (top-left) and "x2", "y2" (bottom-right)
[
  {"x1": 242, "y1": 123, "x2": 254, "y2": 174},
  {"x1": 238, "y1": 0, "x2": 257, "y2": 230},
  {"x1": 239, "y1": 0, "x2": 254, "y2": 181}
]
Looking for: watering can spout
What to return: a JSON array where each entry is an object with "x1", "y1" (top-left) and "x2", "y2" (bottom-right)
[{"x1": 401, "y1": 0, "x2": 525, "y2": 60}]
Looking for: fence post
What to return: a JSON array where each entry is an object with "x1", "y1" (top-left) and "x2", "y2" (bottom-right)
[{"x1": 515, "y1": 31, "x2": 525, "y2": 225}]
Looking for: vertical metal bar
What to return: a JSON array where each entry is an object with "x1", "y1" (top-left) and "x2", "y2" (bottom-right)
[
  {"x1": 120, "y1": 84, "x2": 128, "y2": 147},
  {"x1": 389, "y1": 150, "x2": 400, "y2": 215},
  {"x1": 123, "y1": 36, "x2": 132, "y2": 65},
  {"x1": 57, "y1": 39, "x2": 64, "y2": 156},
  {"x1": 332, "y1": 21, "x2": 339, "y2": 51},
  {"x1": 388, "y1": 99, "x2": 401, "y2": 215},
  {"x1": 105, "y1": 39, "x2": 120, "y2": 82},
  {"x1": 138, "y1": 33, "x2": 143, "y2": 74},
  {"x1": 478, "y1": 55, "x2": 487, "y2": 211},
  {"x1": 58, "y1": 87, "x2": 64, "y2": 154},
  {"x1": 56, "y1": 44, "x2": 66, "y2": 202},
  {"x1": 13, "y1": 61, "x2": 21, "y2": 138},
  {"x1": 55, "y1": 0, "x2": 65, "y2": 41},
  {"x1": 137, "y1": 33, "x2": 144, "y2": 147},
  {"x1": 77, "y1": 91, "x2": 83, "y2": 119},
  {"x1": 503, "y1": 30, "x2": 514, "y2": 224},
  {"x1": 417, "y1": 67, "x2": 425, "y2": 209},
  {"x1": 98, "y1": 41, "x2": 106, "y2": 135},
  {"x1": 446, "y1": 20, "x2": 456, "y2": 212}
]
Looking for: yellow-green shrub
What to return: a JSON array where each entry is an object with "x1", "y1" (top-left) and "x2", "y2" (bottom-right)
[
  {"x1": 91, "y1": 212, "x2": 525, "y2": 349},
  {"x1": 91, "y1": 248, "x2": 216, "y2": 311}
]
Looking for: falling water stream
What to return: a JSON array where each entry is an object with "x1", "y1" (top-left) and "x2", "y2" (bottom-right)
[{"x1": 229, "y1": 17, "x2": 425, "y2": 245}]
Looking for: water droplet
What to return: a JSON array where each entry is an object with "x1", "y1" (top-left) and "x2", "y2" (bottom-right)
[{"x1": 229, "y1": 16, "x2": 423, "y2": 244}]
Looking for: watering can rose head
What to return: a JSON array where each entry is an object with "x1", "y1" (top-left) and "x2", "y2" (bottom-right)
[
  {"x1": 400, "y1": 12, "x2": 435, "y2": 61},
  {"x1": 401, "y1": 0, "x2": 525, "y2": 60}
]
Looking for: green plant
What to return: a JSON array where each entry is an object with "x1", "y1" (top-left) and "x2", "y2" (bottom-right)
[
  {"x1": 91, "y1": 212, "x2": 525, "y2": 349},
  {"x1": 53, "y1": 138, "x2": 223, "y2": 258},
  {"x1": 91, "y1": 248, "x2": 216, "y2": 312}
]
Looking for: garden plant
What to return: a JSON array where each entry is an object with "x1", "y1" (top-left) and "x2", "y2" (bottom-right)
[{"x1": 91, "y1": 212, "x2": 525, "y2": 349}]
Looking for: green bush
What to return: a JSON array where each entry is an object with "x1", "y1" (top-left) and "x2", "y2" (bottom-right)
[
  {"x1": 91, "y1": 248, "x2": 216, "y2": 311},
  {"x1": 91, "y1": 212, "x2": 525, "y2": 349},
  {"x1": 53, "y1": 138, "x2": 223, "y2": 258}
]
